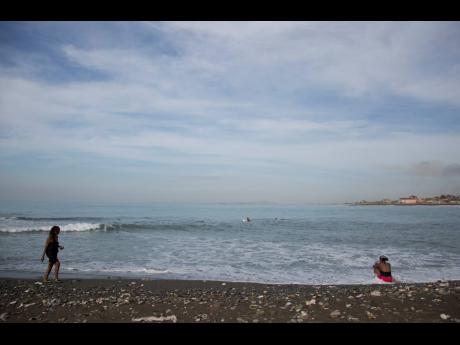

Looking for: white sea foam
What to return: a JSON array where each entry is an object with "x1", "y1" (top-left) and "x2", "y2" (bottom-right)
[
  {"x1": 0, "y1": 216, "x2": 18, "y2": 221},
  {"x1": 367, "y1": 276, "x2": 395, "y2": 285},
  {"x1": 65, "y1": 267, "x2": 171, "y2": 275},
  {"x1": 0, "y1": 222, "x2": 101, "y2": 233}
]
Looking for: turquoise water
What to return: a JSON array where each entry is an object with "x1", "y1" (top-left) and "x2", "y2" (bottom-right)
[{"x1": 1, "y1": 202, "x2": 459, "y2": 284}]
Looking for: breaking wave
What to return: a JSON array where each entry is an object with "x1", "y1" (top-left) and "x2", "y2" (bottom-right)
[
  {"x1": 0, "y1": 221, "x2": 219, "y2": 233},
  {"x1": 0, "y1": 223, "x2": 103, "y2": 233}
]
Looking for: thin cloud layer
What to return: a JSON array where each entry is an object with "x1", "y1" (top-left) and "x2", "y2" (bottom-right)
[
  {"x1": 0, "y1": 22, "x2": 459, "y2": 203},
  {"x1": 406, "y1": 161, "x2": 460, "y2": 177}
]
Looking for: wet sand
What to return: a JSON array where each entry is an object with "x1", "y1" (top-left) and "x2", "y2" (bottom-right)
[{"x1": 1, "y1": 278, "x2": 459, "y2": 323}]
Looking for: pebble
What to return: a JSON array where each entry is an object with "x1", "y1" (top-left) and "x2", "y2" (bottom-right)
[
  {"x1": 330, "y1": 310, "x2": 341, "y2": 318},
  {"x1": 132, "y1": 315, "x2": 177, "y2": 323},
  {"x1": 440, "y1": 314, "x2": 450, "y2": 320},
  {"x1": 366, "y1": 311, "x2": 376, "y2": 320},
  {"x1": 0, "y1": 313, "x2": 8, "y2": 321},
  {"x1": 305, "y1": 298, "x2": 316, "y2": 306},
  {"x1": 370, "y1": 290, "x2": 381, "y2": 297}
]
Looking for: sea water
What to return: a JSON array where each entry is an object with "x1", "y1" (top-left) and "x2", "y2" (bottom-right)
[{"x1": 1, "y1": 202, "x2": 459, "y2": 285}]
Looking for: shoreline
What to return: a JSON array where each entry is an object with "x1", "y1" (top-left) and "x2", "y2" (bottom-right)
[
  {"x1": 1, "y1": 277, "x2": 459, "y2": 323},
  {"x1": 1, "y1": 269, "x2": 455, "y2": 287}
]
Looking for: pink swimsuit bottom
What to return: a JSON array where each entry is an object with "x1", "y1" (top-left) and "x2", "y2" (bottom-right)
[{"x1": 378, "y1": 275, "x2": 393, "y2": 283}]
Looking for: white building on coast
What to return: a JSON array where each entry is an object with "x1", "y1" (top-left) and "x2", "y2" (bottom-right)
[{"x1": 399, "y1": 195, "x2": 419, "y2": 204}]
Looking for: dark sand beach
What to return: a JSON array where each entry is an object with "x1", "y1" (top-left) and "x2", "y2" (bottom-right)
[{"x1": 1, "y1": 277, "x2": 459, "y2": 323}]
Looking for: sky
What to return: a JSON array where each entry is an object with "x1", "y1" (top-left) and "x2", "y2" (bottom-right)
[{"x1": 0, "y1": 21, "x2": 460, "y2": 204}]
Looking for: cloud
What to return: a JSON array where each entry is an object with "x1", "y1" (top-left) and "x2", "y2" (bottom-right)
[
  {"x1": 1, "y1": 22, "x2": 460, "y2": 202},
  {"x1": 36, "y1": 22, "x2": 460, "y2": 109},
  {"x1": 149, "y1": 21, "x2": 460, "y2": 105},
  {"x1": 443, "y1": 163, "x2": 460, "y2": 177},
  {"x1": 408, "y1": 161, "x2": 445, "y2": 177},
  {"x1": 394, "y1": 161, "x2": 460, "y2": 177}
]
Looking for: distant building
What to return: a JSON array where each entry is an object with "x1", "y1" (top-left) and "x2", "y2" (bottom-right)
[
  {"x1": 399, "y1": 196, "x2": 419, "y2": 204},
  {"x1": 352, "y1": 194, "x2": 460, "y2": 206}
]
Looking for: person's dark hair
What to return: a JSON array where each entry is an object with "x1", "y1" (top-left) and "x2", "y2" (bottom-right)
[
  {"x1": 49, "y1": 225, "x2": 60, "y2": 241},
  {"x1": 379, "y1": 255, "x2": 388, "y2": 262}
]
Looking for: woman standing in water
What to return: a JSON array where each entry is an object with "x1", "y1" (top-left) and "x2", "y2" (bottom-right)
[{"x1": 41, "y1": 225, "x2": 64, "y2": 282}]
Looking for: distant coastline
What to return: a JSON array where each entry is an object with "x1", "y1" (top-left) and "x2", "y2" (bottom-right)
[{"x1": 350, "y1": 194, "x2": 460, "y2": 206}]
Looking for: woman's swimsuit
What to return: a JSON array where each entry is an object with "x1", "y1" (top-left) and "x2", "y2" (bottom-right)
[
  {"x1": 378, "y1": 270, "x2": 393, "y2": 282},
  {"x1": 45, "y1": 241, "x2": 59, "y2": 264}
]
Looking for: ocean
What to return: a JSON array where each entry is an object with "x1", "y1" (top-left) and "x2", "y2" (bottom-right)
[{"x1": 1, "y1": 202, "x2": 459, "y2": 285}]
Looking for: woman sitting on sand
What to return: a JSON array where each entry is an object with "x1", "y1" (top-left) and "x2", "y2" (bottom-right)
[
  {"x1": 41, "y1": 225, "x2": 64, "y2": 282},
  {"x1": 373, "y1": 255, "x2": 393, "y2": 282}
]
